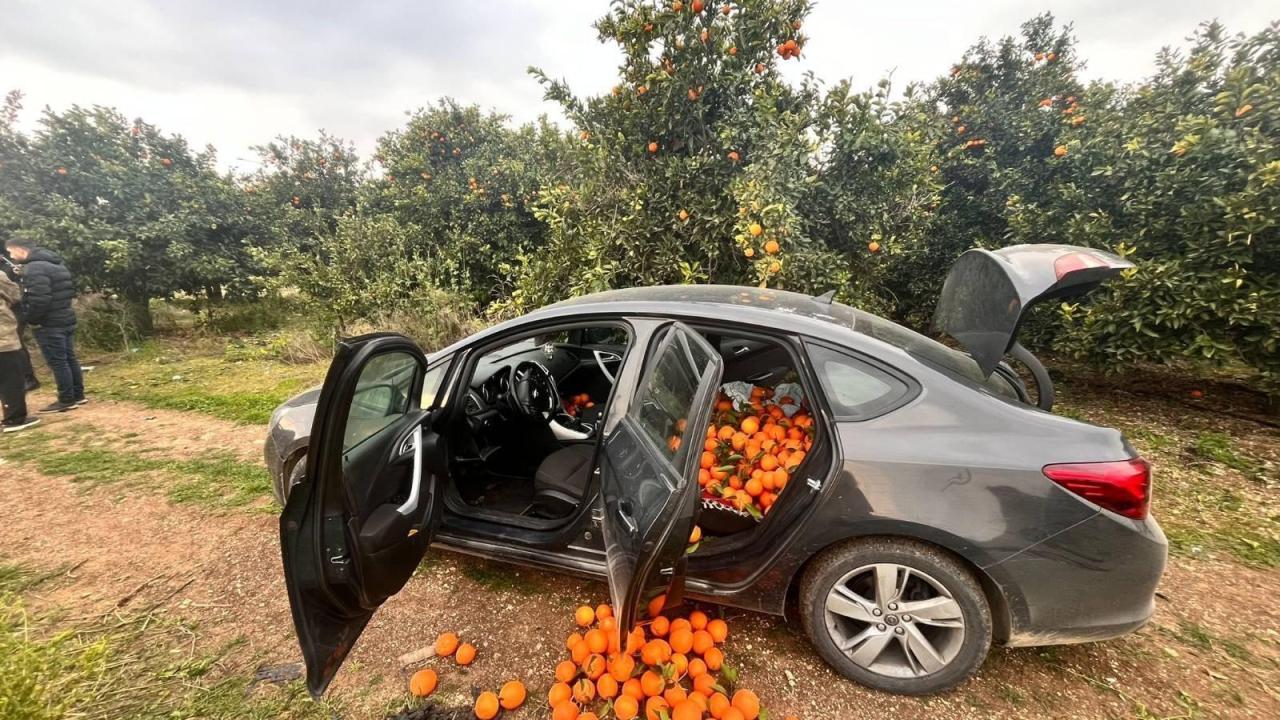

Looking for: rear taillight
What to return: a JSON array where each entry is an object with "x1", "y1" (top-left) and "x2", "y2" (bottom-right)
[
  {"x1": 1053, "y1": 251, "x2": 1107, "y2": 280},
  {"x1": 1043, "y1": 458, "x2": 1151, "y2": 520}
]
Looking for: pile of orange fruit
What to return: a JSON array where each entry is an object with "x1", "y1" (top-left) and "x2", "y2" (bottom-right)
[
  {"x1": 689, "y1": 385, "x2": 816, "y2": 519},
  {"x1": 545, "y1": 596, "x2": 795, "y2": 720},
  {"x1": 407, "y1": 631, "x2": 527, "y2": 719},
  {"x1": 562, "y1": 392, "x2": 596, "y2": 417}
]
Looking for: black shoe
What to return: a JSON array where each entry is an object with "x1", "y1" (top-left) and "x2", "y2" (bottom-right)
[
  {"x1": 38, "y1": 401, "x2": 75, "y2": 414},
  {"x1": 2, "y1": 417, "x2": 41, "y2": 433},
  {"x1": 25, "y1": 379, "x2": 40, "y2": 392},
  {"x1": 74, "y1": 397, "x2": 88, "y2": 406}
]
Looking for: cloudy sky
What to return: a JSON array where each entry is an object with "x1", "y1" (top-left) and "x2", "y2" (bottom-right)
[{"x1": 3, "y1": 1, "x2": 1275, "y2": 172}]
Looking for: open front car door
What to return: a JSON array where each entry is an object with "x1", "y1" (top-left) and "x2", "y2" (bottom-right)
[
  {"x1": 600, "y1": 322, "x2": 725, "y2": 634},
  {"x1": 280, "y1": 333, "x2": 447, "y2": 695}
]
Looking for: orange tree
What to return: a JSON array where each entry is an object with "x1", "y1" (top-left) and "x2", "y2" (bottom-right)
[
  {"x1": 366, "y1": 100, "x2": 570, "y2": 305},
  {"x1": 498, "y1": 0, "x2": 933, "y2": 314},
  {"x1": 1009, "y1": 22, "x2": 1280, "y2": 405},
  {"x1": 244, "y1": 132, "x2": 363, "y2": 255}
]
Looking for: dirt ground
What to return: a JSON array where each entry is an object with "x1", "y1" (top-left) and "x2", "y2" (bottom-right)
[{"x1": 2, "y1": 390, "x2": 1278, "y2": 719}]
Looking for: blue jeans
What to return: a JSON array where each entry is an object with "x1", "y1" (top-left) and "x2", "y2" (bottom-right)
[{"x1": 33, "y1": 325, "x2": 84, "y2": 404}]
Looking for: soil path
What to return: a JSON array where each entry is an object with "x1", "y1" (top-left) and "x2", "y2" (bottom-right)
[{"x1": 1, "y1": 398, "x2": 1277, "y2": 719}]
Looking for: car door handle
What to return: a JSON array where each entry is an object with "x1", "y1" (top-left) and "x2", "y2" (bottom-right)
[
  {"x1": 617, "y1": 500, "x2": 639, "y2": 535},
  {"x1": 395, "y1": 424, "x2": 424, "y2": 516}
]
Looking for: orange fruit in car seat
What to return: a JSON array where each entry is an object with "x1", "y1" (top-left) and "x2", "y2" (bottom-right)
[
  {"x1": 704, "y1": 437, "x2": 719, "y2": 452},
  {"x1": 700, "y1": 451, "x2": 716, "y2": 469},
  {"x1": 549, "y1": 681, "x2": 573, "y2": 705},
  {"x1": 650, "y1": 616, "x2": 670, "y2": 637},
  {"x1": 573, "y1": 677, "x2": 596, "y2": 703},
  {"x1": 455, "y1": 642, "x2": 476, "y2": 665},
  {"x1": 717, "y1": 424, "x2": 736, "y2": 441},
  {"x1": 585, "y1": 628, "x2": 609, "y2": 654},
  {"x1": 691, "y1": 629, "x2": 715, "y2": 655},
  {"x1": 583, "y1": 653, "x2": 607, "y2": 679},
  {"x1": 732, "y1": 689, "x2": 761, "y2": 719},
  {"x1": 689, "y1": 525, "x2": 702, "y2": 544},
  {"x1": 669, "y1": 627, "x2": 694, "y2": 654},
  {"x1": 745, "y1": 478, "x2": 763, "y2": 497},
  {"x1": 552, "y1": 700, "x2": 581, "y2": 720},
  {"x1": 646, "y1": 696, "x2": 671, "y2": 720},
  {"x1": 739, "y1": 416, "x2": 760, "y2": 435},
  {"x1": 640, "y1": 669, "x2": 665, "y2": 696},
  {"x1": 709, "y1": 692, "x2": 731, "y2": 718},
  {"x1": 759, "y1": 454, "x2": 779, "y2": 471},
  {"x1": 609, "y1": 652, "x2": 636, "y2": 681},
  {"x1": 673, "y1": 698, "x2": 704, "y2": 720},
  {"x1": 474, "y1": 690, "x2": 500, "y2": 719},
  {"x1": 597, "y1": 673, "x2": 619, "y2": 699},
  {"x1": 707, "y1": 619, "x2": 729, "y2": 643},
  {"x1": 499, "y1": 680, "x2": 527, "y2": 709},
  {"x1": 664, "y1": 685, "x2": 689, "y2": 706},
  {"x1": 687, "y1": 656, "x2": 708, "y2": 677},
  {"x1": 408, "y1": 668, "x2": 438, "y2": 696},
  {"x1": 615, "y1": 694, "x2": 641, "y2": 720},
  {"x1": 434, "y1": 632, "x2": 459, "y2": 657},
  {"x1": 556, "y1": 660, "x2": 579, "y2": 683},
  {"x1": 731, "y1": 432, "x2": 748, "y2": 451}
]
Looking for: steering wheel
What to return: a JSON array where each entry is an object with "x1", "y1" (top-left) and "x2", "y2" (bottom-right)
[{"x1": 511, "y1": 361, "x2": 559, "y2": 421}]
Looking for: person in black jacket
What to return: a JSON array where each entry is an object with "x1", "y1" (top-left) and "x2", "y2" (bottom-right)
[
  {"x1": 6, "y1": 237, "x2": 84, "y2": 412},
  {"x1": 1, "y1": 239, "x2": 39, "y2": 392}
]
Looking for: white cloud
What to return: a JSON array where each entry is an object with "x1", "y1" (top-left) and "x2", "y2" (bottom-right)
[{"x1": 3, "y1": 0, "x2": 1274, "y2": 171}]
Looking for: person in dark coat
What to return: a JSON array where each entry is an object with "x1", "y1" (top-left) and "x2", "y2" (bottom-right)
[
  {"x1": 1, "y1": 239, "x2": 39, "y2": 391},
  {"x1": 0, "y1": 271, "x2": 40, "y2": 431},
  {"x1": 5, "y1": 237, "x2": 84, "y2": 412}
]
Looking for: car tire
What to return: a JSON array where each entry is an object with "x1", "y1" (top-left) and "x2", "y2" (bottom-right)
[
  {"x1": 277, "y1": 453, "x2": 307, "y2": 506},
  {"x1": 799, "y1": 537, "x2": 992, "y2": 695}
]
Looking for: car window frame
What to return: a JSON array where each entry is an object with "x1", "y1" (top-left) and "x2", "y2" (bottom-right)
[{"x1": 802, "y1": 339, "x2": 920, "y2": 422}]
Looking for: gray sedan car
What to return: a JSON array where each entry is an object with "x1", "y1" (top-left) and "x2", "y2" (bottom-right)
[{"x1": 270, "y1": 243, "x2": 1166, "y2": 696}]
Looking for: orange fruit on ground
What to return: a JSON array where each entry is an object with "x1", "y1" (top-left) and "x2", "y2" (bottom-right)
[
  {"x1": 434, "y1": 632, "x2": 459, "y2": 657},
  {"x1": 670, "y1": 652, "x2": 689, "y2": 676},
  {"x1": 581, "y1": 714, "x2": 600, "y2": 720},
  {"x1": 669, "y1": 628, "x2": 694, "y2": 655},
  {"x1": 703, "y1": 646, "x2": 724, "y2": 671},
  {"x1": 651, "y1": 616, "x2": 670, "y2": 637},
  {"x1": 641, "y1": 639, "x2": 672, "y2": 666},
  {"x1": 548, "y1": 681, "x2": 573, "y2": 706},
  {"x1": 687, "y1": 657, "x2": 708, "y2": 677},
  {"x1": 597, "y1": 673, "x2": 620, "y2": 699},
  {"x1": 576, "y1": 605, "x2": 597, "y2": 627},
  {"x1": 455, "y1": 642, "x2": 477, "y2": 666},
  {"x1": 764, "y1": 239, "x2": 780, "y2": 254},
  {"x1": 664, "y1": 686, "x2": 689, "y2": 706},
  {"x1": 610, "y1": 652, "x2": 636, "y2": 681},
  {"x1": 573, "y1": 677, "x2": 596, "y2": 704},
  {"x1": 692, "y1": 672, "x2": 718, "y2": 696},
  {"x1": 597, "y1": 603, "x2": 613, "y2": 620},
  {"x1": 585, "y1": 628, "x2": 609, "y2": 654},
  {"x1": 408, "y1": 668, "x2": 438, "y2": 697},
  {"x1": 615, "y1": 695, "x2": 641, "y2": 720},
  {"x1": 556, "y1": 659, "x2": 578, "y2": 683},
  {"x1": 645, "y1": 696, "x2": 671, "y2": 720},
  {"x1": 626, "y1": 628, "x2": 647, "y2": 655},
  {"x1": 1054, "y1": 145, "x2": 1068, "y2": 157},
  {"x1": 670, "y1": 618, "x2": 692, "y2": 634},
  {"x1": 583, "y1": 653, "x2": 607, "y2": 679},
  {"x1": 571, "y1": 637, "x2": 591, "y2": 663},
  {"x1": 707, "y1": 619, "x2": 729, "y2": 643},
  {"x1": 567, "y1": 631, "x2": 584, "y2": 650},
  {"x1": 623, "y1": 677, "x2": 645, "y2": 700},
  {"x1": 673, "y1": 699, "x2": 704, "y2": 720},
  {"x1": 499, "y1": 680, "x2": 527, "y2": 710},
  {"x1": 648, "y1": 594, "x2": 667, "y2": 618},
  {"x1": 475, "y1": 690, "x2": 500, "y2": 720},
  {"x1": 723, "y1": 708, "x2": 746, "y2": 720},
  {"x1": 691, "y1": 629, "x2": 714, "y2": 653},
  {"x1": 732, "y1": 689, "x2": 761, "y2": 720},
  {"x1": 709, "y1": 692, "x2": 732, "y2": 718},
  {"x1": 640, "y1": 669, "x2": 665, "y2": 697},
  {"x1": 552, "y1": 700, "x2": 581, "y2": 720}
]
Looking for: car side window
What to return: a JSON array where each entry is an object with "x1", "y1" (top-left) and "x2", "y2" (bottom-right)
[
  {"x1": 343, "y1": 351, "x2": 418, "y2": 454},
  {"x1": 420, "y1": 356, "x2": 453, "y2": 409},
  {"x1": 631, "y1": 326, "x2": 714, "y2": 468},
  {"x1": 806, "y1": 342, "x2": 913, "y2": 420}
]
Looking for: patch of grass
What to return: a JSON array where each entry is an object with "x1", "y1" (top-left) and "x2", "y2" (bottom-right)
[
  {"x1": 0, "y1": 584, "x2": 335, "y2": 720},
  {"x1": 1171, "y1": 621, "x2": 1254, "y2": 663},
  {"x1": 457, "y1": 557, "x2": 543, "y2": 596},
  {"x1": 0, "y1": 428, "x2": 272, "y2": 511},
  {"x1": 86, "y1": 340, "x2": 324, "y2": 425},
  {"x1": 1164, "y1": 522, "x2": 1280, "y2": 568},
  {"x1": 0, "y1": 561, "x2": 64, "y2": 595},
  {"x1": 1189, "y1": 432, "x2": 1267, "y2": 482}
]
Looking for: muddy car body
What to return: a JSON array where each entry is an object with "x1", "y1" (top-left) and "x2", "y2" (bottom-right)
[{"x1": 269, "y1": 244, "x2": 1166, "y2": 695}]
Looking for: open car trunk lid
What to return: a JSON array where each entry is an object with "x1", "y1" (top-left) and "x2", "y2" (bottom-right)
[{"x1": 933, "y1": 244, "x2": 1133, "y2": 377}]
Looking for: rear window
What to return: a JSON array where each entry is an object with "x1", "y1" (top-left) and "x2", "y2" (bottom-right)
[{"x1": 805, "y1": 343, "x2": 914, "y2": 420}]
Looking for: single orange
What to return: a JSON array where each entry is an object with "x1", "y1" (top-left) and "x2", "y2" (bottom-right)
[
  {"x1": 474, "y1": 690, "x2": 500, "y2": 719},
  {"x1": 641, "y1": 639, "x2": 672, "y2": 666},
  {"x1": 567, "y1": 631, "x2": 584, "y2": 650},
  {"x1": 645, "y1": 696, "x2": 671, "y2": 720},
  {"x1": 552, "y1": 700, "x2": 580, "y2": 720},
  {"x1": 732, "y1": 689, "x2": 761, "y2": 720},
  {"x1": 708, "y1": 692, "x2": 731, "y2": 718},
  {"x1": 723, "y1": 708, "x2": 746, "y2": 720},
  {"x1": 585, "y1": 628, "x2": 609, "y2": 654},
  {"x1": 693, "y1": 672, "x2": 718, "y2": 697},
  {"x1": 687, "y1": 657, "x2": 708, "y2": 678},
  {"x1": 640, "y1": 669, "x2": 665, "y2": 697},
  {"x1": 707, "y1": 618, "x2": 729, "y2": 643},
  {"x1": 573, "y1": 677, "x2": 596, "y2": 704},
  {"x1": 434, "y1": 632, "x2": 459, "y2": 657},
  {"x1": 669, "y1": 628, "x2": 694, "y2": 655},
  {"x1": 576, "y1": 605, "x2": 597, "y2": 627},
  {"x1": 408, "y1": 668, "x2": 438, "y2": 697},
  {"x1": 673, "y1": 699, "x2": 704, "y2": 720},
  {"x1": 582, "y1": 653, "x2": 606, "y2": 679},
  {"x1": 691, "y1": 630, "x2": 715, "y2": 656},
  {"x1": 609, "y1": 652, "x2": 636, "y2": 681},
  {"x1": 556, "y1": 659, "x2": 578, "y2": 683},
  {"x1": 623, "y1": 677, "x2": 645, "y2": 700},
  {"x1": 703, "y1": 646, "x2": 724, "y2": 671},
  {"x1": 615, "y1": 694, "x2": 641, "y2": 720},
  {"x1": 597, "y1": 673, "x2": 619, "y2": 699},
  {"x1": 664, "y1": 685, "x2": 689, "y2": 706},
  {"x1": 455, "y1": 642, "x2": 476, "y2": 666},
  {"x1": 650, "y1": 616, "x2": 670, "y2": 638},
  {"x1": 597, "y1": 603, "x2": 613, "y2": 620},
  {"x1": 499, "y1": 680, "x2": 526, "y2": 710},
  {"x1": 548, "y1": 681, "x2": 573, "y2": 706}
]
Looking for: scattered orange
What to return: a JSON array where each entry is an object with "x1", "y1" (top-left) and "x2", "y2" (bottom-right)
[
  {"x1": 574, "y1": 677, "x2": 597, "y2": 704},
  {"x1": 1054, "y1": 145, "x2": 1068, "y2": 157},
  {"x1": 707, "y1": 618, "x2": 729, "y2": 643},
  {"x1": 455, "y1": 642, "x2": 477, "y2": 666},
  {"x1": 499, "y1": 680, "x2": 526, "y2": 710},
  {"x1": 868, "y1": 240, "x2": 881, "y2": 253},
  {"x1": 552, "y1": 700, "x2": 581, "y2": 720},
  {"x1": 748, "y1": 222, "x2": 763, "y2": 237},
  {"x1": 732, "y1": 689, "x2": 761, "y2": 720},
  {"x1": 691, "y1": 629, "x2": 715, "y2": 655},
  {"x1": 708, "y1": 692, "x2": 731, "y2": 718},
  {"x1": 434, "y1": 632, "x2": 459, "y2": 657},
  {"x1": 645, "y1": 696, "x2": 671, "y2": 720},
  {"x1": 585, "y1": 628, "x2": 609, "y2": 654},
  {"x1": 640, "y1": 669, "x2": 666, "y2": 697},
  {"x1": 615, "y1": 695, "x2": 641, "y2": 720},
  {"x1": 703, "y1": 646, "x2": 724, "y2": 671},
  {"x1": 673, "y1": 699, "x2": 703, "y2": 720},
  {"x1": 408, "y1": 668, "x2": 438, "y2": 697},
  {"x1": 576, "y1": 605, "x2": 597, "y2": 627},
  {"x1": 610, "y1": 652, "x2": 636, "y2": 681},
  {"x1": 651, "y1": 616, "x2": 671, "y2": 637},
  {"x1": 597, "y1": 673, "x2": 619, "y2": 699},
  {"x1": 583, "y1": 653, "x2": 607, "y2": 679},
  {"x1": 549, "y1": 681, "x2": 573, "y2": 706},
  {"x1": 474, "y1": 690, "x2": 500, "y2": 720},
  {"x1": 556, "y1": 660, "x2": 579, "y2": 683}
]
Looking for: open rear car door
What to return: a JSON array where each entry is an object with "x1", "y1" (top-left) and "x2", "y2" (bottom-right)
[
  {"x1": 934, "y1": 244, "x2": 1133, "y2": 408},
  {"x1": 600, "y1": 322, "x2": 724, "y2": 634},
  {"x1": 280, "y1": 333, "x2": 448, "y2": 695}
]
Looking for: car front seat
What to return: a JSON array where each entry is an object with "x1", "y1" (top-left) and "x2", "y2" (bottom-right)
[{"x1": 533, "y1": 443, "x2": 596, "y2": 507}]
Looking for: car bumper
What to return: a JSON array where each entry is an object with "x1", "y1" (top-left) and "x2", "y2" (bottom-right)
[{"x1": 988, "y1": 511, "x2": 1167, "y2": 647}]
